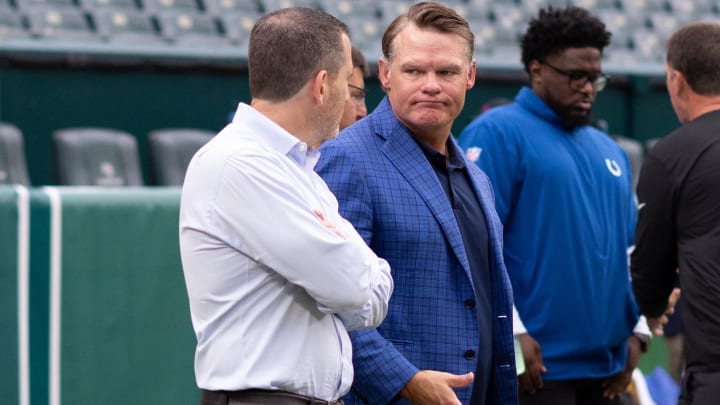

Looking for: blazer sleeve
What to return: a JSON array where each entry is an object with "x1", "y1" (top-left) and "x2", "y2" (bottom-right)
[{"x1": 316, "y1": 140, "x2": 420, "y2": 404}]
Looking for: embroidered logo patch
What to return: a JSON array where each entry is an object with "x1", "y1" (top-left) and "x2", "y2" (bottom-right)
[
  {"x1": 466, "y1": 147, "x2": 482, "y2": 162},
  {"x1": 605, "y1": 158, "x2": 622, "y2": 177}
]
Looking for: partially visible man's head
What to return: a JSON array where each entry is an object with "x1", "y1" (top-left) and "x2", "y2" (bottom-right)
[
  {"x1": 339, "y1": 47, "x2": 370, "y2": 130},
  {"x1": 378, "y1": 1, "x2": 476, "y2": 147},
  {"x1": 521, "y1": 6, "x2": 610, "y2": 129},
  {"x1": 248, "y1": 7, "x2": 349, "y2": 102},
  {"x1": 666, "y1": 22, "x2": 720, "y2": 97},
  {"x1": 665, "y1": 22, "x2": 720, "y2": 123}
]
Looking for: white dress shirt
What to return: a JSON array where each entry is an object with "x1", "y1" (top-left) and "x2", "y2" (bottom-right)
[{"x1": 179, "y1": 103, "x2": 393, "y2": 401}]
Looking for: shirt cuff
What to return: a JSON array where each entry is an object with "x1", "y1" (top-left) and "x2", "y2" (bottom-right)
[
  {"x1": 633, "y1": 315, "x2": 652, "y2": 338},
  {"x1": 512, "y1": 305, "x2": 527, "y2": 335}
]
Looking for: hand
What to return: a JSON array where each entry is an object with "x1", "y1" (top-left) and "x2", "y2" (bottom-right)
[
  {"x1": 602, "y1": 335, "x2": 642, "y2": 399},
  {"x1": 399, "y1": 370, "x2": 474, "y2": 405},
  {"x1": 313, "y1": 209, "x2": 346, "y2": 239},
  {"x1": 648, "y1": 288, "x2": 681, "y2": 335},
  {"x1": 518, "y1": 333, "x2": 547, "y2": 395}
]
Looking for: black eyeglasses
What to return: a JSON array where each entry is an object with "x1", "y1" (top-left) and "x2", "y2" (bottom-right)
[
  {"x1": 541, "y1": 61, "x2": 609, "y2": 92},
  {"x1": 348, "y1": 83, "x2": 367, "y2": 103}
]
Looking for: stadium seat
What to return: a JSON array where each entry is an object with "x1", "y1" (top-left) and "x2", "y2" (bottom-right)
[
  {"x1": 147, "y1": 128, "x2": 214, "y2": 186},
  {"x1": 0, "y1": 6, "x2": 30, "y2": 39},
  {"x1": 259, "y1": 0, "x2": 318, "y2": 13},
  {"x1": 461, "y1": 2, "x2": 486, "y2": 20},
  {"x1": 140, "y1": 0, "x2": 198, "y2": 13},
  {"x1": 25, "y1": 5, "x2": 99, "y2": 41},
  {"x1": 596, "y1": 8, "x2": 643, "y2": 49},
  {"x1": 217, "y1": 10, "x2": 259, "y2": 47},
  {"x1": 53, "y1": 127, "x2": 144, "y2": 186},
  {"x1": 519, "y1": 0, "x2": 568, "y2": 15},
  {"x1": 604, "y1": 47, "x2": 642, "y2": 66},
  {"x1": 0, "y1": 122, "x2": 31, "y2": 185},
  {"x1": 91, "y1": 8, "x2": 163, "y2": 43},
  {"x1": 468, "y1": 18, "x2": 495, "y2": 55},
  {"x1": 617, "y1": 0, "x2": 668, "y2": 14},
  {"x1": 155, "y1": 10, "x2": 229, "y2": 46},
  {"x1": 78, "y1": 0, "x2": 138, "y2": 11},
  {"x1": 667, "y1": 0, "x2": 714, "y2": 16},
  {"x1": 14, "y1": 0, "x2": 74, "y2": 10},
  {"x1": 569, "y1": 0, "x2": 619, "y2": 9},
  {"x1": 201, "y1": 0, "x2": 259, "y2": 16},
  {"x1": 378, "y1": 0, "x2": 413, "y2": 25},
  {"x1": 629, "y1": 29, "x2": 663, "y2": 62},
  {"x1": 487, "y1": 3, "x2": 527, "y2": 43},
  {"x1": 318, "y1": 0, "x2": 378, "y2": 20},
  {"x1": 646, "y1": 11, "x2": 687, "y2": 41},
  {"x1": 344, "y1": 16, "x2": 383, "y2": 61}
]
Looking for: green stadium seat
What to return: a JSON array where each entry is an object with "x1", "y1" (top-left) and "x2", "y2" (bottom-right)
[
  {"x1": 53, "y1": 127, "x2": 144, "y2": 186},
  {"x1": 0, "y1": 122, "x2": 31, "y2": 185},
  {"x1": 0, "y1": 6, "x2": 30, "y2": 38},
  {"x1": 25, "y1": 5, "x2": 99, "y2": 41},
  {"x1": 91, "y1": 8, "x2": 163, "y2": 43},
  {"x1": 148, "y1": 128, "x2": 214, "y2": 186},
  {"x1": 201, "y1": 0, "x2": 258, "y2": 16},
  {"x1": 155, "y1": 9, "x2": 229, "y2": 46}
]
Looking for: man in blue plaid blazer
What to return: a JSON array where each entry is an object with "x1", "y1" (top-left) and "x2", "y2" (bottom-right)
[{"x1": 315, "y1": 4, "x2": 517, "y2": 404}]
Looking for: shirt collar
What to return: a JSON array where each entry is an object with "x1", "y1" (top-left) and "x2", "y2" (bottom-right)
[
  {"x1": 415, "y1": 137, "x2": 466, "y2": 171},
  {"x1": 232, "y1": 102, "x2": 319, "y2": 170},
  {"x1": 516, "y1": 86, "x2": 565, "y2": 127}
]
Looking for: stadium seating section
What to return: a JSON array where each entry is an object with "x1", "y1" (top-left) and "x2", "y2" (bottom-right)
[{"x1": 1, "y1": 0, "x2": 719, "y2": 68}]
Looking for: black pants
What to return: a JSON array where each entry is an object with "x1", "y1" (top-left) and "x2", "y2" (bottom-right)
[
  {"x1": 519, "y1": 378, "x2": 632, "y2": 405},
  {"x1": 679, "y1": 369, "x2": 720, "y2": 405},
  {"x1": 200, "y1": 389, "x2": 343, "y2": 405}
]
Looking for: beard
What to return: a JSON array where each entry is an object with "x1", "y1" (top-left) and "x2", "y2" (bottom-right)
[{"x1": 545, "y1": 97, "x2": 593, "y2": 130}]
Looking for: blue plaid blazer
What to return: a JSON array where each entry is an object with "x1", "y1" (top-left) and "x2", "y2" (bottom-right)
[{"x1": 316, "y1": 98, "x2": 518, "y2": 405}]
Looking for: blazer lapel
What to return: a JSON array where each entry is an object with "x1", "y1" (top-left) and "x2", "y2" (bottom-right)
[{"x1": 371, "y1": 99, "x2": 473, "y2": 286}]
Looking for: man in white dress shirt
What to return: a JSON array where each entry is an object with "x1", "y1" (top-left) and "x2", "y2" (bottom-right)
[{"x1": 179, "y1": 7, "x2": 394, "y2": 405}]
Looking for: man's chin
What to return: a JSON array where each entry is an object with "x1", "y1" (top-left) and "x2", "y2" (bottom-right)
[{"x1": 563, "y1": 111, "x2": 592, "y2": 129}]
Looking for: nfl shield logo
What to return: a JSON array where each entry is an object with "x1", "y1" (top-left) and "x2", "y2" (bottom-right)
[{"x1": 466, "y1": 147, "x2": 482, "y2": 162}]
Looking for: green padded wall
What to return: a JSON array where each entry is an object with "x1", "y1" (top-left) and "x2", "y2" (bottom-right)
[
  {"x1": 0, "y1": 186, "x2": 30, "y2": 405},
  {"x1": 27, "y1": 187, "x2": 198, "y2": 405}
]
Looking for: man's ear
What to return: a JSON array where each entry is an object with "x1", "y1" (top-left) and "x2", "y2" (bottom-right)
[
  {"x1": 378, "y1": 58, "x2": 391, "y2": 91},
  {"x1": 673, "y1": 70, "x2": 690, "y2": 99},
  {"x1": 528, "y1": 60, "x2": 543, "y2": 87},
  {"x1": 467, "y1": 59, "x2": 477, "y2": 90},
  {"x1": 310, "y1": 69, "x2": 329, "y2": 105}
]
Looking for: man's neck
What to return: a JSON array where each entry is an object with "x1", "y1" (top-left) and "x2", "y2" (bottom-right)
[{"x1": 251, "y1": 98, "x2": 314, "y2": 146}]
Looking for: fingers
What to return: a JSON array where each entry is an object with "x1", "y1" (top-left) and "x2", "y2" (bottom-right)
[
  {"x1": 530, "y1": 369, "x2": 544, "y2": 390},
  {"x1": 313, "y1": 209, "x2": 346, "y2": 239},
  {"x1": 400, "y1": 370, "x2": 471, "y2": 405},
  {"x1": 648, "y1": 316, "x2": 666, "y2": 336},
  {"x1": 447, "y1": 372, "x2": 474, "y2": 388},
  {"x1": 518, "y1": 373, "x2": 536, "y2": 394}
]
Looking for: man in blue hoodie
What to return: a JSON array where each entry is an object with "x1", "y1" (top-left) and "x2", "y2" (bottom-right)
[{"x1": 458, "y1": 6, "x2": 649, "y2": 405}]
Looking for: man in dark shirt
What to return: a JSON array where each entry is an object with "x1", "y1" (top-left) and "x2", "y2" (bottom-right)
[{"x1": 631, "y1": 21, "x2": 720, "y2": 405}]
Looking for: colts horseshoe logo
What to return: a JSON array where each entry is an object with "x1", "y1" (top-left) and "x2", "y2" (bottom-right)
[{"x1": 605, "y1": 158, "x2": 622, "y2": 177}]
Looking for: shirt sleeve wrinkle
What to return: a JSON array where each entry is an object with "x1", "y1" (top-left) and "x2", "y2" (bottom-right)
[{"x1": 217, "y1": 152, "x2": 391, "y2": 319}]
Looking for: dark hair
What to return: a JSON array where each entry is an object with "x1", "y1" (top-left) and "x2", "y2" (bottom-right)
[
  {"x1": 667, "y1": 22, "x2": 720, "y2": 95},
  {"x1": 248, "y1": 7, "x2": 349, "y2": 101},
  {"x1": 382, "y1": 1, "x2": 474, "y2": 64},
  {"x1": 521, "y1": 6, "x2": 610, "y2": 73},
  {"x1": 351, "y1": 46, "x2": 370, "y2": 77}
]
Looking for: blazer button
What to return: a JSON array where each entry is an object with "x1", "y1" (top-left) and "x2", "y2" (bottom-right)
[
  {"x1": 464, "y1": 350, "x2": 475, "y2": 360},
  {"x1": 464, "y1": 299, "x2": 475, "y2": 309}
]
